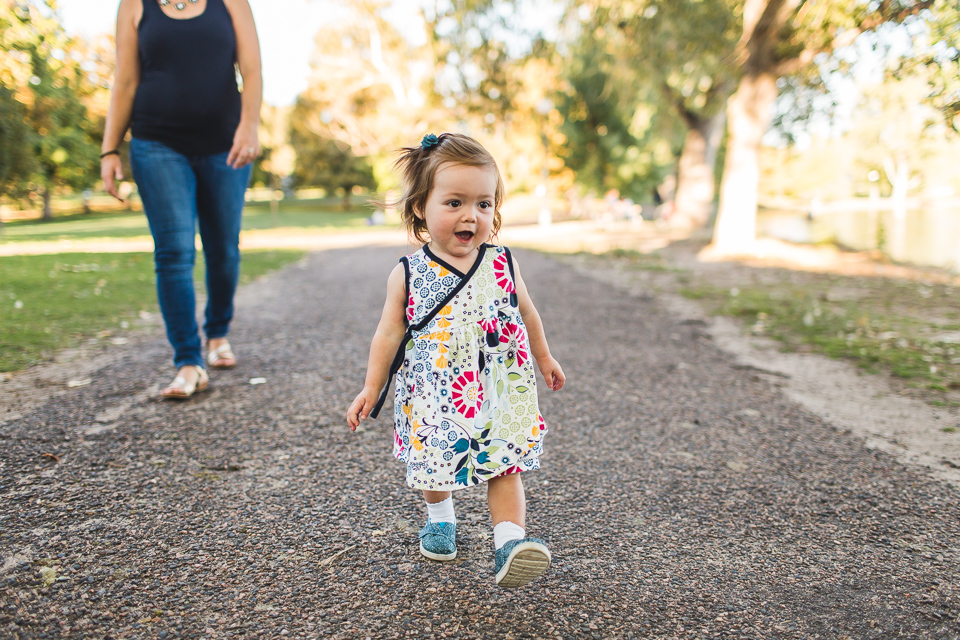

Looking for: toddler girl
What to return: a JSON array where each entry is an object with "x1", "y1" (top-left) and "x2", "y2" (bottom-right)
[{"x1": 347, "y1": 133, "x2": 565, "y2": 588}]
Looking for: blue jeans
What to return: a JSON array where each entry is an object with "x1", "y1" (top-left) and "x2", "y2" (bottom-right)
[{"x1": 130, "y1": 137, "x2": 252, "y2": 369}]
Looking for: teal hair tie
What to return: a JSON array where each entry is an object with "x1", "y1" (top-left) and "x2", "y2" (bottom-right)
[{"x1": 421, "y1": 133, "x2": 439, "y2": 149}]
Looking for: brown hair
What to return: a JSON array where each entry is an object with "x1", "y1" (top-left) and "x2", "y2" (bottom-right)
[{"x1": 390, "y1": 133, "x2": 504, "y2": 244}]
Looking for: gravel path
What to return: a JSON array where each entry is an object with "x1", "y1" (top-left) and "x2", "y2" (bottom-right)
[{"x1": 2, "y1": 245, "x2": 959, "y2": 640}]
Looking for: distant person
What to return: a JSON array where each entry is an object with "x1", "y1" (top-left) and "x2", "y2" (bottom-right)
[
  {"x1": 100, "y1": 0, "x2": 262, "y2": 398},
  {"x1": 346, "y1": 133, "x2": 566, "y2": 588}
]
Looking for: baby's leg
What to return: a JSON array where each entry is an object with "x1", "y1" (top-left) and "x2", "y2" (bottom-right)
[
  {"x1": 487, "y1": 474, "x2": 550, "y2": 587},
  {"x1": 419, "y1": 490, "x2": 457, "y2": 561},
  {"x1": 486, "y1": 474, "x2": 525, "y2": 527},
  {"x1": 423, "y1": 490, "x2": 452, "y2": 506},
  {"x1": 423, "y1": 490, "x2": 454, "y2": 523}
]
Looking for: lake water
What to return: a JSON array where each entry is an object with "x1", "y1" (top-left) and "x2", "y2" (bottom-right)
[{"x1": 757, "y1": 205, "x2": 960, "y2": 272}]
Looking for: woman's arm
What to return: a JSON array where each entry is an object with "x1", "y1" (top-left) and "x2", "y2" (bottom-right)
[
  {"x1": 514, "y1": 260, "x2": 565, "y2": 391},
  {"x1": 223, "y1": 0, "x2": 262, "y2": 169},
  {"x1": 100, "y1": 0, "x2": 141, "y2": 201},
  {"x1": 346, "y1": 264, "x2": 410, "y2": 429}
]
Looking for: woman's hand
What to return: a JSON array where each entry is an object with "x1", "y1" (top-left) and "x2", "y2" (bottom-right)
[
  {"x1": 101, "y1": 154, "x2": 125, "y2": 202},
  {"x1": 537, "y1": 356, "x2": 566, "y2": 391},
  {"x1": 346, "y1": 387, "x2": 380, "y2": 431},
  {"x1": 227, "y1": 121, "x2": 260, "y2": 169}
]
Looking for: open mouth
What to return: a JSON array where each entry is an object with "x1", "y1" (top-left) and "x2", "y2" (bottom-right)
[{"x1": 455, "y1": 231, "x2": 474, "y2": 242}]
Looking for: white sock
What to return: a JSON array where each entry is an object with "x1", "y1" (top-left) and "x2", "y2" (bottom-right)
[
  {"x1": 425, "y1": 496, "x2": 456, "y2": 524},
  {"x1": 493, "y1": 521, "x2": 526, "y2": 550}
]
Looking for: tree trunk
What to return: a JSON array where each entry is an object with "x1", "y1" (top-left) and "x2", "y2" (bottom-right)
[
  {"x1": 883, "y1": 152, "x2": 910, "y2": 261},
  {"x1": 41, "y1": 187, "x2": 53, "y2": 221},
  {"x1": 711, "y1": 72, "x2": 778, "y2": 254},
  {"x1": 342, "y1": 188, "x2": 352, "y2": 211},
  {"x1": 672, "y1": 110, "x2": 726, "y2": 229}
]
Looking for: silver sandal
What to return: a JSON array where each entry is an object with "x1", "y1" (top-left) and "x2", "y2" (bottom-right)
[
  {"x1": 206, "y1": 341, "x2": 237, "y2": 369},
  {"x1": 161, "y1": 366, "x2": 209, "y2": 399}
]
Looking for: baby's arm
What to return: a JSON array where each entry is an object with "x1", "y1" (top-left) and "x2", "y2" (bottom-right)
[
  {"x1": 513, "y1": 260, "x2": 565, "y2": 391},
  {"x1": 346, "y1": 264, "x2": 409, "y2": 430}
]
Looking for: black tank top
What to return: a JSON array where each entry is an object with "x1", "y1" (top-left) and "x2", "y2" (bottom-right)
[{"x1": 132, "y1": 0, "x2": 242, "y2": 156}]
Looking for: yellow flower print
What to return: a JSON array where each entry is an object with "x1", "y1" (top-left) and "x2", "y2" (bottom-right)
[
  {"x1": 440, "y1": 305, "x2": 452, "y2": 315},
  {"x1": 436, "y1": 354, "x2": 448, "y2": 368},
  {"x1": 436, "y1": 316, "x2": 451, "y2": 328}
]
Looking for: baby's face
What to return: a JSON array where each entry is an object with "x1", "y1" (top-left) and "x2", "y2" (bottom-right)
[{"x1": 419, "y1": 162, "x2": 497, "y2": 264}]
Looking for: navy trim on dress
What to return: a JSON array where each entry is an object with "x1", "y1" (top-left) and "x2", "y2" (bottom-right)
[
  {"x1": 370, "y1": 244, "x2": 489, "y2": 419},
  {"x1": 502, "y1": 245, "x2": 520, "y2": 307},
  {"x1": 400, "y1": 256, "x2": 411, "y2": 328}
]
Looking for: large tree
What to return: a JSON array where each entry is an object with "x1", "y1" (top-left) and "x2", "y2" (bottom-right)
[
  {"x1": 585, "y1": 0, "x2": 740, "y2": 227},
  {"x1": 711, "y1": 0, "x2": 936, "y2": 254}
]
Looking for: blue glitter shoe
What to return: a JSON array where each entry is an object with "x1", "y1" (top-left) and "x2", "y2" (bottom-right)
[
  {"x1": 494, "y1": 538, "x2": 551, "y2": 588},
  {"x1": 418, "y1": 520, "x2": 457, "y2": 561}
]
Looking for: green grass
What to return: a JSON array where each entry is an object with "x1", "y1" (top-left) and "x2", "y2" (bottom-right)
[
  {"x1": 680, "y1": 282, "x2": 960, "y2": 391},
  {"x1": 0, "y1": 199, "x2": 375, "y2": 244},
  {"x1": 0, "y1": 249, "x2": 304, "y2": 372}
]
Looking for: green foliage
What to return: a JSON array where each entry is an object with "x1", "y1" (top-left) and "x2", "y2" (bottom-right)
[
  {"x1": 902, "y1": 0, "x2": 960, "y2": 131},
  {"x1": 0, "y1": 1, "x2": 101, "y2": 213},
  {"x1": 557, "y1": 35, "x2": 664, "y2": 200},
  {"x1": 426, "y1": 0, "x2": 553, "y2": 117},
  {"x1": 289, "y1": 98, "x2": 376, "y2": 205},
  {"x1": 28, "y1": 48, "x2": 100, "y2": 191},
  {"x1": 0, "y1": 83, "x2": 32, "y2": 198},
  {"x1": 603, "y1": 0, "x2": 739, "y2": 120},
  {"x1": 0, "y1": 249, "x2": 304, "y2": 372},
  {"x1": 560, "y1": 1, "x2": 737, "y2": 203}
]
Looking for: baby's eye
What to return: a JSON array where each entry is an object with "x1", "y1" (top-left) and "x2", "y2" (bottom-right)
[
  {"x1": 478, "y1": 201, "x2": 492, "y2": 210},
  {"x1": 446, "y1": 200, "x2": 461, "y2": 208}
]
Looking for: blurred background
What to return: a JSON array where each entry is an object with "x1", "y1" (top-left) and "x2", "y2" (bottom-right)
[{"x1": 1, "y1": 0, "x2": 959, "y2": 268}]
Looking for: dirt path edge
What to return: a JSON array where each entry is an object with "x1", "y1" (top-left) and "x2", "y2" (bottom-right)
[{"x1": 567, "y1": 256, "x2": 960, "y2": 489}]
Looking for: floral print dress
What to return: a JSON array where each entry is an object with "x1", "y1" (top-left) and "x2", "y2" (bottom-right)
[{"x1": 383, "y1": 244, "x2": 546, "y2": 491}]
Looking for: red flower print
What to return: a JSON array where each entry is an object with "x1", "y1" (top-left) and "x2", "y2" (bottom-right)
[
  {"x1": 499, "y1": 321, "x2": 529, "y2": 367},
  {"x1": 493, "y1": 253, "x2": 516, "y2": 294},
  {"x1": 478, "y1": 316, "x2": 499, "y2": 334},
  {"x1": 406, "y1": 292, "x2": 415, "y2": 322},
  {"x1": 451, "y1": 370, "x2": 483, "y2": 418}
]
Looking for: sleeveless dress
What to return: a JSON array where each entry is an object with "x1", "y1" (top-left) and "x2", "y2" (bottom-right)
[{"x1": 388, "y1": 244, "x2": 546, "y2": 491}]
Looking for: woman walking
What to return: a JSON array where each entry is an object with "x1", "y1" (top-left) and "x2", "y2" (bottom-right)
[{"x1": 100, "y1": 0, "x2": 262, "y2": 398}]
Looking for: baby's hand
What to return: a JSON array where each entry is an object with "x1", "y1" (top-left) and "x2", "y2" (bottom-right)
[
  {"x1": 538, "y1": 356, "x2": 565, "y2": 391},
  {"x1": 346, "y1": 388, "x2": 378, "y2": 431}
]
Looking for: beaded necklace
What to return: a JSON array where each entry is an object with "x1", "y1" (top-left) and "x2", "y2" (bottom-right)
[{"x1": 159, "y1": 0, "x2": 199, "y2": 11}]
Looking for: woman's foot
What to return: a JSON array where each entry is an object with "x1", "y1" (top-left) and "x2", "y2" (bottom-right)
[
  {"x1": 418, "y1": 520, "x2": 458, "y2": 561},
  {"x1": 206, "y1": 338, "x2": 237, "y2": 369},
  {"x1": 161, "y1": 365, "x2": 209, "y2": 400},
  {"x1": 494, "y1": 538, "x2": 551, "y2": 588}
]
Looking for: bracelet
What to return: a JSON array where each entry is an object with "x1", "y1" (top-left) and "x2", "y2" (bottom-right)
[{"x1": 100, "y1": 149, "x2": 120, "y2": 159}]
